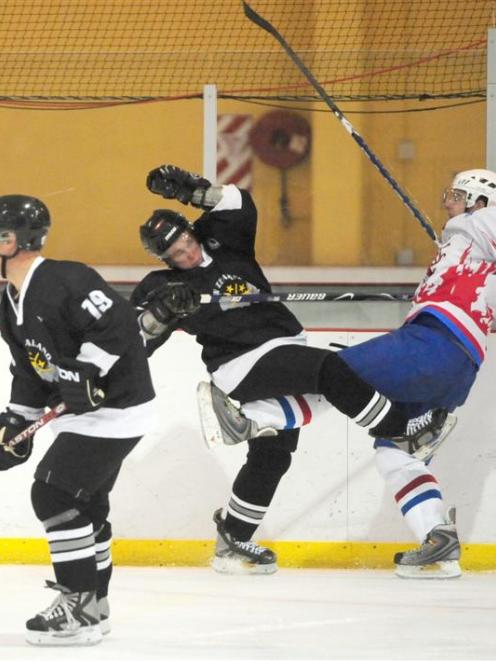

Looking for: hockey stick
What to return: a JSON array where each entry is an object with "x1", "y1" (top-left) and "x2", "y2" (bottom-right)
[
  {"x1": 200, "y1": 291, "x2": 413, "y2": 304},
  {"x1": 242, "y1": 1, "x2": 439, "y2": 245},
  {"x1": 4, "y1": 402, "x2": 67, "y2": 456}
]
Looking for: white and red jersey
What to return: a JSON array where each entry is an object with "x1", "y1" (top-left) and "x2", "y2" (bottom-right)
[{"x1": 406, "y1": 205, "x2": 496, "y2": 365}]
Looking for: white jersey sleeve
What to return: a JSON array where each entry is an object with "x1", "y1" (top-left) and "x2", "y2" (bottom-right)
[{"x1": 406, "y1": 206, "x2": 496, "y2": 364}]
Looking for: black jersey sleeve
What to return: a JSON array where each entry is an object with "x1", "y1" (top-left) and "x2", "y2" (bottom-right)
[
  {"x1": 194, "y1": 189, "x2": 257, "y2": 257},
  {"x1": 130, "y1": 271, "x2": 165, "y2": 310},
  {"x1": 130, "y1": 270, "x2": 182, "y2": 356}
]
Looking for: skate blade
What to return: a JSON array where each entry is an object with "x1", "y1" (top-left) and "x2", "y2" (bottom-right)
[
  {"x1": 212, "y1": 556, "x2": 278, "y2": 575},
  {"x1": 413, "y1": 413, "x2": 457, "y2": 462},
  {"x1": 100, "y1": 617, "x2": 111, "y2": 635},
  {"x1": 395, "y1": 559, "x2": 462, "y2": 579},
  {"x1": 26, "y1": 624, "x2": 103, "y2": 646},
  {"x1": 196, "y1": 381, "x2": 224, "y2": 449}
]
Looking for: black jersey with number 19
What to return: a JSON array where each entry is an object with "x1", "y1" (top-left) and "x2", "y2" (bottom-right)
[{"x1": 0, "y1": 257, "x2": 156, "y2": 438}]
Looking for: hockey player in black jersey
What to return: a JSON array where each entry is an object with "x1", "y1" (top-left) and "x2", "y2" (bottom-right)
[
  {"x1": 0, "y1": 195, "x2": 156, "y2": 645},
  {"x1": 132, "y1": 164, "x2": 449, "y2": 575}
]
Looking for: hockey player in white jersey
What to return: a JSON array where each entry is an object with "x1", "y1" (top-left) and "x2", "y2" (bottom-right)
[
  {"x1": 133, "y1": 164, "x2": 452, "y2": 577},
  {"x1": 0, "y1": 195, "x2": 156, "y2": 645},
  {"x1": 202, "y1": 168, "x2": 496, "y2": 579}
]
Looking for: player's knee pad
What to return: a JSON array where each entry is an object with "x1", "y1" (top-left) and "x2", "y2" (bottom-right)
[
  {"x1": 86, "y1": 492, "x2": 111, "y2": 532},
  {"x1": 30, "y1": 479, "x2": 79, "y2": 524},
  {"x1": 318, "y1": 351, "x2": 349, "y2": 396},
  {"x1": 318, "y1": 352, "x2": 373, "y2": 415},
  {"x1": 95, "y1": 520, "x2": 112, "y2": 543}
]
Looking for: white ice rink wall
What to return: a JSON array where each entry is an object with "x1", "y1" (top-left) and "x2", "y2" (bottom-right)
[{"x1": 1, "y1": 328, "x2": 496, "y2": 569}]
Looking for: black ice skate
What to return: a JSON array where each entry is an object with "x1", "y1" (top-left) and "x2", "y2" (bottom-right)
[
  {"x1": 26, "y1": 581, "x2": 102, "y2": 646},
  {"x1": 212, "y1": 508, "x2": 277, "y2": 575},
  {"x1": 197, "y1": 381, "x2": 277, "y2": 448},
  {"x1": 394, "y1": 507, "x2": 462, "y2": 579},
  {"x1": 378, "y1": 408, "x2": 457, "y2": 462}
]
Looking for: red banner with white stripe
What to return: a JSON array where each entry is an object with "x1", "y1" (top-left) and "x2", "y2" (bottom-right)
[{"x1": 217, "y1": 114, "x2": 253, "y2": 190}]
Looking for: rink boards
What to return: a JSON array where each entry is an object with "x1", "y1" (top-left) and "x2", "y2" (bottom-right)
[{"x1": 1, "y1": 328, "x2": 495, "y2": 569}]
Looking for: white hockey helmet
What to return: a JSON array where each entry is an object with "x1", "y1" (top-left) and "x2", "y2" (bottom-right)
[{"x1": 451, "y1": 169, "x2": 496, "y2": 208}]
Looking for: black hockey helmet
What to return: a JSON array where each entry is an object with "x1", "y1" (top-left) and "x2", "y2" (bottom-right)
[
  {"x1": 0, "y1": 194, "x2": 50, "y2": 251},
  {"x1": 139, "y1": 209, "x2": 193, "y2": 259}
]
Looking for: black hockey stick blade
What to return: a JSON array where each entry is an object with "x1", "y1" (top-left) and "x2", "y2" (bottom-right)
[{"x1": 242, "y1": 1, "x2": 439, "y2": 245}]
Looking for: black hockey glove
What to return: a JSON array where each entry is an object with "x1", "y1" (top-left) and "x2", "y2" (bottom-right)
[
  {"x1": 57, "y1": 358, "x2": 106, "y2": 414},
  {"x1": 146, "y1": 282, "x2": 201, "y2": 325},
  {"x1": 0, "y1": 409, "x2": 32, "y2": 470},
  {"x1": 146, "y1": 164, "x2": 211, "y2": 206}
]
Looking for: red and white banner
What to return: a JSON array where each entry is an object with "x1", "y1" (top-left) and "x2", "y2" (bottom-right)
[{"x1": 217, "y1": 114, "x2": 253, "y2": 190}]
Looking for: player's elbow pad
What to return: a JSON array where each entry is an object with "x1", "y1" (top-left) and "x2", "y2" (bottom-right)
[{"x1": 191, "y1": 185, "x2": 224, "y2": 210}]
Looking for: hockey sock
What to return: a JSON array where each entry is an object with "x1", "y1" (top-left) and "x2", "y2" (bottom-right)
[
  {"x1": 225, "y1": 493, "x2": 269, "y2": 541},
  {"x1": 48, "y1": 517, "x2": 97, "y2": 593},
  {"x1": 31, "y1": 481, "x2": 97, "y2": 592},
  {"x1": 375, "y1": 446, "x2": 445, "y2": 541},
  {"x1": 95, "y1": 521, "x2": 113, "y2": 599},
  {"x1": 225, "y1": 444, "x2": 292, "y2": 540},
  {"x1": 318, "y1": 353, "x2": 407, "y2": 434}
]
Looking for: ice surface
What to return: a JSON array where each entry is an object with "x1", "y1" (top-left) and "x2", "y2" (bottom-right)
[{"x1": 0, "y1": 565, "x2": 494, "y2": 660}]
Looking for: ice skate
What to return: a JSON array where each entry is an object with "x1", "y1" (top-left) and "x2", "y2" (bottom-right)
[
  {"x1": 197, "y1": 381, "x2": 277, "y2": 448},
  {"x1": 382, "y1": 408, "x2": 457, "y2": 462},
  {"x1": 394, "y1": 507, "x2": 462, "y2": 579},
  {"x1": 26, "y1": 581, "x2": 102, "y2": 646},
  {"x1": 98, "y1": 596, "x2": 110, "y2": 635},
  {"x1": 211, "y1": 508, "x2": 277, "y2": 574}
]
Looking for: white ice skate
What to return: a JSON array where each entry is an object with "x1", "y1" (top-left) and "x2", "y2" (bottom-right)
[
  {"x1": 394, "y1": 507, "x2": 462, "y2": 579},
  {"x1": 26, "y1": 581, "x2": 102, "y2": 646},
  {"x1": 197, "y1": 381, "x2": 277, "y2": 449},
  {"x1": 98, "y1": 596, "x2": 110, "y2": 635}
]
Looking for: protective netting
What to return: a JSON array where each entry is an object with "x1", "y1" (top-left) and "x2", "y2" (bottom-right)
[{"x1": 0, "y1": 0, "x2": 490, "y2": 106}]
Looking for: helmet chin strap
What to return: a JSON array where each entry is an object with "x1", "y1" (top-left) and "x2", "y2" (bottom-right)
[{"x1": 1, "y1": 246, "x2": 21, "y2": 279}]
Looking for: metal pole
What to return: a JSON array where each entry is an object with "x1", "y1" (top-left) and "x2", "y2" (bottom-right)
[
  {"x1": 203, "y1": 84, "x2": 218, "y2": 182},
  {"x1": 487, "y1": 29, "x2": 496, "y2": 170}
]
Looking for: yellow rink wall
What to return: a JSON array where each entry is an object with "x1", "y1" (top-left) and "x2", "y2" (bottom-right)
[
  {"x1": 1, "y1": 539, "x2": 495, "y2": 571},
  {"x1": 0, "y1": 96, "x2": 482, "y2": 268}
]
